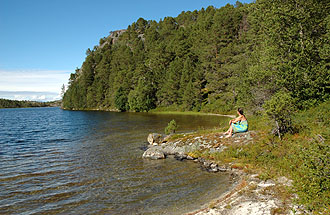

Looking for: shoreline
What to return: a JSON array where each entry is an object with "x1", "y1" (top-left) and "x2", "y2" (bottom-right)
[
  {"x1": 62, "y1": 107, "x2": 236, "y2": 118},
  {"x1": 186, "y1": 173, "x2": 296, "y2": 215},
  {"x1": 143, "y1": 131, "x2": 300, "y2": 215}
]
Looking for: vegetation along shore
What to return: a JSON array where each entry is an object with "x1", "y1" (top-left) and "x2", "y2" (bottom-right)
[{"x1": 61, "y1": 0, "x2": 329, "y2": 214}]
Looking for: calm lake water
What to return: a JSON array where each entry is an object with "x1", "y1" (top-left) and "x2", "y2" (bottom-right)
[{"x1": 0, "y1": 107, "x2": 231, "y2": 215}]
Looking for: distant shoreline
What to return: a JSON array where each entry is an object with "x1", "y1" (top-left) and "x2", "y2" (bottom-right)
[{"x1": 0, "y1": 98, "x2": 61, "y2": 109}]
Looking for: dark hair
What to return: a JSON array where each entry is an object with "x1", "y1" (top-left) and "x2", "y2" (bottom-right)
[{"x1": 237, "y1": 107, "x2": 244, "y2": 115}]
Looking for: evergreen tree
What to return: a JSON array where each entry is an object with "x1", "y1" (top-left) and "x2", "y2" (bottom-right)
[
  {"x1": 114, "y1": 87, "x2": 129, "y2": 111},
  {"x1": 60, "y1": 84, "x2": 66, "y2": 99},
  {"x1": 128, "y1": 78, "x2": 155, "y2": 112}
]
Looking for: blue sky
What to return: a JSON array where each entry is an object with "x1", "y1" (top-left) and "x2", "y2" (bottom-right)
[{"x1": 0, "y1": 0, "x2": 251, "y2": 101}]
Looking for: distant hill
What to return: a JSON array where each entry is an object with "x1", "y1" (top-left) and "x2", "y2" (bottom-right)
[{"x1": 0, "y1": 98, "x2": 61, "y2": 108}]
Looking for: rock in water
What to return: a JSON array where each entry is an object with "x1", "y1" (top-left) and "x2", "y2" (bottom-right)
[
  {"x1": 147, "y1": 133, "x2": 166, "y2": 145},
  {"x1": 142, "y1": 147, "x2": 166, "y2": 159},
  {"x1": 210, "y1": 163, "x2": 219, "y2": 172}
]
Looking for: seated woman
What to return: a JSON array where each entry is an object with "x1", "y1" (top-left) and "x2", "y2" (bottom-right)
[{"x1": 224, "y1": 108, "x2": 248, "y2": 138}]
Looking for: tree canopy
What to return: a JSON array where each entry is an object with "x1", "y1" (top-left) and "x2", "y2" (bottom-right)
[{"x1": 63, "y1": 0, "x2": 330, "y2": 113}]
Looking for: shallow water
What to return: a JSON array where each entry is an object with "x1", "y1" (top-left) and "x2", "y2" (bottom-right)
[{"x1": 0, "y1": 107, "x2": 231, "y2": 214}]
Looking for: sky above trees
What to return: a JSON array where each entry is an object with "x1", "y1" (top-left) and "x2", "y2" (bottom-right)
[{"x1": 0, "y1": 0, "x2": 251, "y2": 101}]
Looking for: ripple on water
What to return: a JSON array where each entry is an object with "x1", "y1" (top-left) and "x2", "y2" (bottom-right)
[{"x1": 0, "y1": 107, "x2": 231, "y2": 215}]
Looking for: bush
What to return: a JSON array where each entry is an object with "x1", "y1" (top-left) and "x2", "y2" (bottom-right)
[
  {"x1": 263, "y1": 91, "x2": 296, "y2": 138},
  {"x1": 293, "y1": 138, "x2": 330, "y2": 212},
  {"x1": 165, "y1": 120, "x2": 178, "y2": 135},
  {"x1": 290, "y1": 101, "x2": 330, "y2": 213}
]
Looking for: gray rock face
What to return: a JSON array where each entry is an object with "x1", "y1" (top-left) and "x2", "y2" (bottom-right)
[{"x1": 142, "y1": 147, "x2": 165, "y2": 159}]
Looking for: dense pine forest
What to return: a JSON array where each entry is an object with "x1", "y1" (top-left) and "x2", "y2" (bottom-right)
[{"x1": 63, "y1": 0, "x2": 329, "y2": 114}]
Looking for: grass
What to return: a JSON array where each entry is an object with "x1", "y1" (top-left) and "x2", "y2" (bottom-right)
[{"x1": 231, "y1": 102, "x2": 330, "y2": 213}]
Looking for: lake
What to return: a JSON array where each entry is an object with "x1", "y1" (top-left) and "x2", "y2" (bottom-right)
[{"x1": 0, "y1": 107, "x2": 231, "y2": 214}]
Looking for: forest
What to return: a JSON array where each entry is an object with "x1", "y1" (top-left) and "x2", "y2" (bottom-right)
[
  {"x1": 62, "y1": 0, "x2": 330, "y2": 212},
  {"x1": 63, "y1": 0, "x2": 329, "y2": 115}
]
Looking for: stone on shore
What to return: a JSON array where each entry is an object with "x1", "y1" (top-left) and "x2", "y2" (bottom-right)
[
  {"x1": 147, "y1": 133, "x2": 169, "y2": 145},
  {"x1": 143, "y1": 131, "x2": 255, "y2": 161},
  {"x1": 142, "y1": 147, "x2": 166, "y2": 159}
]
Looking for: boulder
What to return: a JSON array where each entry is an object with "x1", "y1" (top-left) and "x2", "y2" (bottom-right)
[
  {"x1": 142, "y1": 147, "x2": 166, "y2": 159},
  {"x1": 210, "y1": 163, "x2": 219, "y2": 172},
  {"x1": 162, "y1": 145, "x2": 177, "y2": 155},
  {"x1": 147, "y1": 133, "x2": 167, "y2": 145},
  {"x1": 218, "y1": 166, "x2": 227, "y2": 172}
]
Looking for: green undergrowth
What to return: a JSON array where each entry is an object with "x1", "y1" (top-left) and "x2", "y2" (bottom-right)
[{"x1": 181, "y1": 101, "x2": 330, "y2": 214}]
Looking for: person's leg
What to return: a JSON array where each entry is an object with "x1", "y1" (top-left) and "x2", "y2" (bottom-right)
[
  {"x1": 224, "y1": 124, "x2": 232, "y2": 135},
  {"x1": 225, "y1": 125, "x2": 233, "y2": 137}
]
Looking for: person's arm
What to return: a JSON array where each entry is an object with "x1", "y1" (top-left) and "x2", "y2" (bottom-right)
[{"x1": 231, "y1": 115, "x2": 243, "y2": 124}]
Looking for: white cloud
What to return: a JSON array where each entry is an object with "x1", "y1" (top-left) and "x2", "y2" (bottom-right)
[
  {"x1": 0, "y1": 69, "x2": 71, "y2": 93},
  {"x1": 0, "y1": 69, "x2": 71, "y2": 101},
  {"x1": 38, "y1": 95, "x2": 46, "y2": 100},
  {"x1": 53, "y1": 94, "x2": 62, "y2": 100},
  {"x1": 1, "y1": 91, "x2": 61, "y2": 101},
  {"x1": 14, "y1": 94, "x2": 24, "y2": 100}
]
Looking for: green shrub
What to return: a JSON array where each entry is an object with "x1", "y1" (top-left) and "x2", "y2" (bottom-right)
[
  {"x1": 290, "y1": 101, "x2": 330, "y2": 213},
  {"x1": 165, "y1": 120, "x2": 178, "y2": 135},
  {"x1": 264, "y1": 91, "x2": 296, "y2": 138},
  {"x1": 293, "y1": 138, "x2": 330, "y2": 212}
]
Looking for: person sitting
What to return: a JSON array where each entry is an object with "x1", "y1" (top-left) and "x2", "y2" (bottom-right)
[{"x1": 224, "y1": 108, "x2": 248, "y2": 138}]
